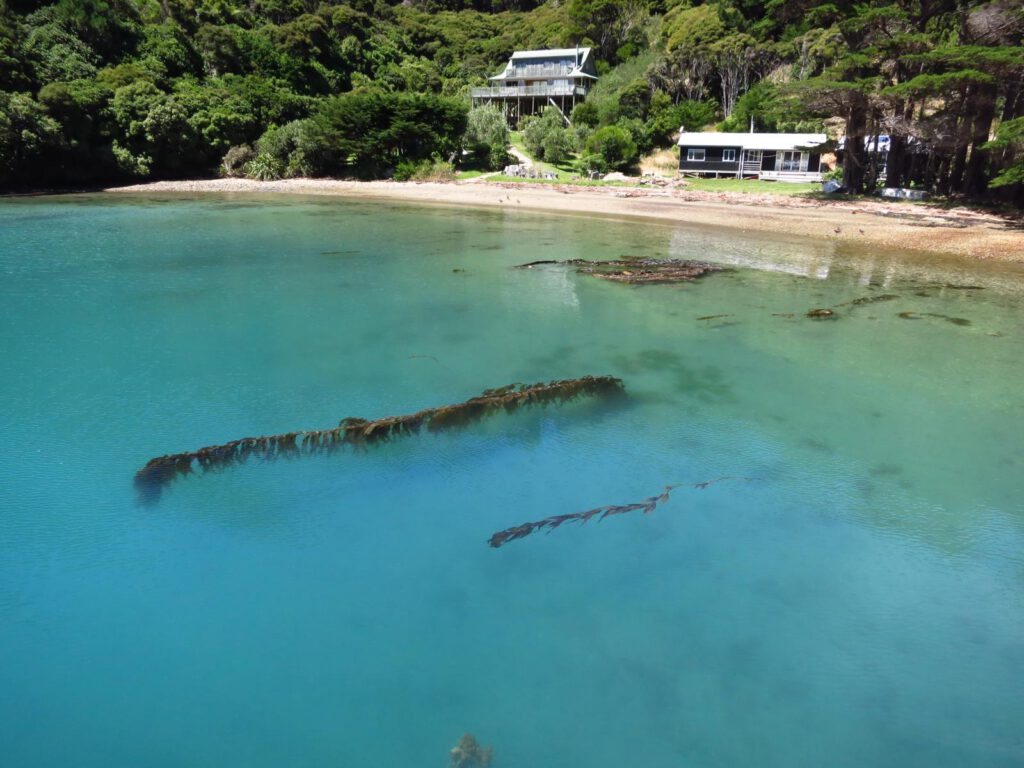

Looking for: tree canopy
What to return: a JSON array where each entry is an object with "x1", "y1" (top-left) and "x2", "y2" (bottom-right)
[{"x1": 0, "y1": 0, "x2": 1020, "y2": 201}]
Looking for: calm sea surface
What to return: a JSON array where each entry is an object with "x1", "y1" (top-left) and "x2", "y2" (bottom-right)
[{"x1": 1, "y1": 194, "x2": 1023, "y2": 767}]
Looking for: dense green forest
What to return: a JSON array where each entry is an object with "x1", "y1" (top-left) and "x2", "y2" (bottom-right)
[{"x1": 0, "y1": 0, "x2": 1021, "y2": 201}]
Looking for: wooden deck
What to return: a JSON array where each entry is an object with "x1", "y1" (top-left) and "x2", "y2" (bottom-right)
[{"x1": 471, "y1": 84, "x2": 588, "y2": 99}]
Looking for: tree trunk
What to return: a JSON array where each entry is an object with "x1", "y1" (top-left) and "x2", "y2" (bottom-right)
[
  {"x1": 886, "y1": 134, "x2": 905, "y2": 189},
  {"x1": 865, "y1": 113, "x2": 882, "y2": 191},
  {"x1": 1000, "y1": 81, "x2": 1021, "y2": 123},
  {"x1": 843, "y1": 100, "x2": 868, "y2": 194},
  {"x1": 963, "y1": 82, "x2": 996, "y2": 197},
  {"x1": 885, "y1": 99, "x2": 913, "y2": 189},
  {"x1": 947, "y1": 89, "x2": 971, "y2": 194}
]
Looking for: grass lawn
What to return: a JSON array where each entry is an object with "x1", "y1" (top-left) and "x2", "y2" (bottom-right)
[
  {"x1": 503, "y1": 138, "x2": 831, "y2": 197},
  {"x1": 489, "y1": 175, "x2": 641, "y2": 187},
  {"x1": 683, "y1": 177, "x2": 821, "y2": 196},
  {"x1": 455, "y1": 170, "x2": 490, "y2": 179}
]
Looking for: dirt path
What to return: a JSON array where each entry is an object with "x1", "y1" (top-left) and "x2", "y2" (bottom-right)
[{"x1": 507, "y1": 147, "x2": 533, "y2": 167}]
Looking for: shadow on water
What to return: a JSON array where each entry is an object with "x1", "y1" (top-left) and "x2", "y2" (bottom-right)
[
  {"x1": 609, "y1": 349, "x2": 737, "y2": 404},
  {"x1": 527, "y1": 344, "x2": 582, "y2": 370}
]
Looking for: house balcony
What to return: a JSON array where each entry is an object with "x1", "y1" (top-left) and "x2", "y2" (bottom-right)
[
  {"x1": 509, "y1": 65, "x2": 576, "y2": 78},
  {"x1": 471, "y1": 84, "x2": 588, "y2": 99}
]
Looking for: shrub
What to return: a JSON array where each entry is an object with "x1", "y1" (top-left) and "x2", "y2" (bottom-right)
[
  {"x1": 617, "y1": 79, "x2": 652, "y2": 120},
  {"x1": 521, "y1": 107, "x2": 573, "y2": 162},
  {"x1": 585, "y1": 125, "x2": 638, "y2": 171},
  {"x1": 393, "y1": 159, "x2": 418, "y2": 181},
  {"x1": 577, "y1": 153, "x2": 608, "y2": 175},
  {"x1": 570, "y1": 101, "x2": 599, "y2": 127},
  {"x1": 649, "y1": 96, "x2": 718, "y2": 143},
  {"x1": 394, "y1": 158, "x2": 456, "y2": 182},
  {"x1": 462, "y1": 104, "x2": 510, "y2": 171},
  {"x1": 244, "y1": 152, "x2": 283, "y2": 181},
  {"x1": 542, "y1": 127, "x2": 575, "y2": 165},
  {"x1": 616, "y1": 116, "x2": 654, "y2": 155},
  {"x1": 488, "y1": 145, "x2": 511, "y2": 170},
  {"x1": 220, "y1": 144, "x2": 255, "y2": 177}
]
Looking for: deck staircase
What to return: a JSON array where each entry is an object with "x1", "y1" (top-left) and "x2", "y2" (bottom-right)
[{"x1": 739, "y1": 157, "x2": 762, "y2": 178}]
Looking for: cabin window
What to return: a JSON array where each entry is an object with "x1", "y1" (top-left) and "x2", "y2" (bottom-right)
[
  {"x1": 781, "y1": 151, "x2": 807, "y2": 172},
  {"x1": 687, "y1": 148, "x2": 706, "y2": 162},
  {"x1": 722, "y1": 149, "x2": 736, "y2": 162}
]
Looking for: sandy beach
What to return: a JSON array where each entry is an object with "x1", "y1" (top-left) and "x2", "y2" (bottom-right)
[{"x1": 104, "y1": 177, "x2": 1024, "y2": 262}]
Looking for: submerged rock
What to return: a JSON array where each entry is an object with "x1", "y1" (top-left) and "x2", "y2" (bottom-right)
[
  {"x1": 450, "y1": 734, "x2": 492, "y2": 768},
  {"x1": 806, "y1": 308, "x2": 836, "y2": 319}
]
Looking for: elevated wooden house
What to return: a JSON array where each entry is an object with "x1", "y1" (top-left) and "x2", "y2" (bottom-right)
[
  {"x1": 677, "y1": 132, "x2": 828, "y2": 181},
  {"x1": 471, "y1": 48, "x2": 597, "y2": 126}
]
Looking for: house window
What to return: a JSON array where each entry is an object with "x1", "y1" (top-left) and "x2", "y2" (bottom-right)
[
  {"x1": 722, "y1": 149, "x2": 736, "y2": 162},
  {"x1": 687, "y1": 148, "x2": 706, "y2": 162},
  {"x1": 781, "y1": 151, "x2": 806, "y2": 172}
]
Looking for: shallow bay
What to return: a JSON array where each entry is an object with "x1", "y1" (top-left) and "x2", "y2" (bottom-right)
[{"x1": 1, "y1": 195, "x2": 1023, "y2": 767}]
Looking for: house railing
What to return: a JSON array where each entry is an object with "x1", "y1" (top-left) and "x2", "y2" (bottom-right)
[
  {"x1": 471, "y1": 84, "x2": 588, "y2": 99},
  {"x1": 509, "y1": 64, "x2": 576, "y2": 78}
]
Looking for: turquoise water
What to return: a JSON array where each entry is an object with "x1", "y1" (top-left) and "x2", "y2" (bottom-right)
[{"x1": 1, "y1": 195, "x2": 1023, "y2": 767}]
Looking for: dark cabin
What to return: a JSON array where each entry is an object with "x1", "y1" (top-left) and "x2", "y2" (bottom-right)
[{"x1": 677, "y1": 132, "x2": 827, "y2": 181}]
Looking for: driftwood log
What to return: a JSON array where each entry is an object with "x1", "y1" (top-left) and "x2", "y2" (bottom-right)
[{"x1": 135, "y1": 376, "x2": 625, "y2": 503}]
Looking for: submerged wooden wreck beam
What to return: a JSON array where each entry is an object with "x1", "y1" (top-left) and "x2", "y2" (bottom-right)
[
  {"x1": 488, "y1": 476, "x2": 753, "y2": 548},
  {"x1": 516, "y1": 258, "x2": 726, "y2": 284},
  {"x1": 135, "y1": 375, "x2": 625, "y2": 504},
  {"x1": 837, "y1": 294, "x2": 900, "y2": 307},
  {"x1": 897, "y1": 311, "x2": 971, "y2": 326}
]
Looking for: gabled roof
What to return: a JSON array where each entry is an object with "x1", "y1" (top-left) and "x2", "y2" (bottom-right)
[
  {"x1": 677, "y1": 132, "x2": 827, "y2": 151},
  {"x1": 510, "y1": 48, "x2": 591, "y2": 60},
  {"x1": 489, "y1": 47, "x2": 596, "y2": 81}
]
